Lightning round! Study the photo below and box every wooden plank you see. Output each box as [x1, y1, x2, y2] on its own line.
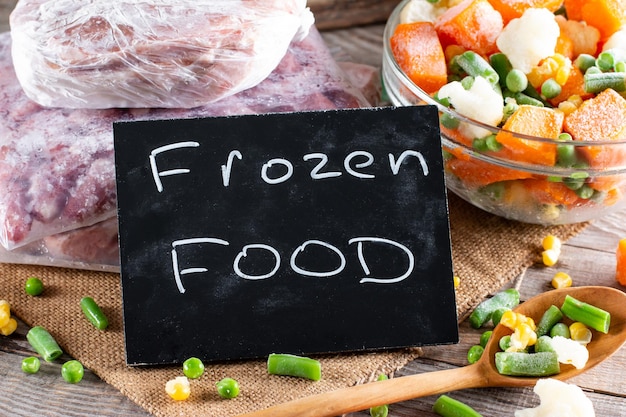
[308, 0, 398, 30]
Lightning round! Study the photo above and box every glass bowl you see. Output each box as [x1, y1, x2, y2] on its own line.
[381, 0, 626, 225]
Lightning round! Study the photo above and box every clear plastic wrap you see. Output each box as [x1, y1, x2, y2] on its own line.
[0, 27, 371, 251]
[9, 0, 314, 108]
[0, 217, 120, 272]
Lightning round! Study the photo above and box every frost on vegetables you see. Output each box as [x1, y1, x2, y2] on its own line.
[391, 0, 626, 222]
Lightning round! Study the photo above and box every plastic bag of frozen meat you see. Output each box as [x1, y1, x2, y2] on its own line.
[0, 218, 121, 272]
[9, 0, 314, 109]
[0, 27, 372, 253]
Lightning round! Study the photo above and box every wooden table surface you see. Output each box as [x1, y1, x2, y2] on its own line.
[2, 3, 626, 416]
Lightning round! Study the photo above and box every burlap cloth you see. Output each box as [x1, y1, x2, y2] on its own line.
[1, 193, 588, 416]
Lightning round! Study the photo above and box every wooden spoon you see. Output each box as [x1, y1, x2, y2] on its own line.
[238, 286, 626, 417]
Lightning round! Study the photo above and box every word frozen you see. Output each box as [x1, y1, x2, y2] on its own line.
[149, 142, 430, 192]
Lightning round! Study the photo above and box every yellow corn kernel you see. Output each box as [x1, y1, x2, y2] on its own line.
[542, 234, 562, 252]
[567, 95, 583, 107]
[507, 323, 538, 351]
[570, 322, 592, 345]
[558, 100, 578, 115]
[552, 271, 573, 289]
[453, 275, 460, 289]
[165, 376, 191, 401]
[0, 300, 10, 328]
[555, 65, 570, 85]
[542, 249, 560, 267]
[500, 310, 519, 330]
[0, 317, 17, 336]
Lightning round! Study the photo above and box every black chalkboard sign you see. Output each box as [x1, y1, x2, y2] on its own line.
[114, 106, 458, 366]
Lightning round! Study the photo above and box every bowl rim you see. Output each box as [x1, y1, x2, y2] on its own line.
[382, 0, 626, 148]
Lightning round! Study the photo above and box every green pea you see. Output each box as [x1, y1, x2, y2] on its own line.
[467, 345, 484, 364]
[370, 404, 389, 417]
[61, 360, 84, 384]
[216, 377, 240, 399]
[182, 357, 205, 379]
[541, 78, 561, 99]
[550, 322, 571, 338]
[505, 69, 528, 93]
[21, 356, 41, 374]
[440, 112, 460, 129]
[24, 277, 44, 296]
[499, 335, 512, 351]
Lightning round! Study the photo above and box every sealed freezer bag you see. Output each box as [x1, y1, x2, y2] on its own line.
[9, 0, 314, 108]
[0, 217, 121, 272]
[0, 28, 370, 250]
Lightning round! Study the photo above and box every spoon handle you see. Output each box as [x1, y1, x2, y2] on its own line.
[238, 363, 486, 417]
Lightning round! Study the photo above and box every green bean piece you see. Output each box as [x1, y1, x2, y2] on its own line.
[479, 182, 506, 200]
[461, 76, 475, 90]
[560, 295, 611, 333]
[479, 330, 492, 348]
[433, 394, 483, 417]
[549, 322, 571, 338]
[575, 184, 595, 199]
[489, 52, 513, 88]
[433, 92, 451, 107]
[505, 69, 528, 93]
[495, 351, 560, 376]
[216, 377, 240, 399]
[468, 288, 520, 329]
[467, 345, 484, 364]
[584, 72, 626, 93]
[541, 78, 562, 99]
[24, 277, 44, 296]
[585, 65, 602, 75]
[456, 51, 499, 86]
[80, 296, 109, 330]
[596, 50, 618, 72]
[505, 91, 545, 107]
[21, 356, 41, 374]
[574, 54, 597, 72]
[61, 360, 84, 384]
[182, 357, 205, 379]
[267, 353, 322, 381]
[26, 326, 63, 362]
[535, 305, 564, 337]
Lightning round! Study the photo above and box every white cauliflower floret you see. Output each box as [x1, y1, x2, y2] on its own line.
[515, 378, 595, 417]
[437, 76, 503, 139]
[550, 335, 589, 369]
[603, 27, 626, 54]
[496, 8, 560, 73]
[400, 0, 447, 24]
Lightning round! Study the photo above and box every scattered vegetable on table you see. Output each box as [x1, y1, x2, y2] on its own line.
[267, 353, 322, 381]
[182, 357, 205, 379]
[165, 376, 191, 401]
[79, 296, 109, 330]
[26, 325, 63, 362]
[24, 277, 44, 296]
[61, 359, 85, 384]
[216, 377, 240, 399]
[0, 299, 17, 336]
